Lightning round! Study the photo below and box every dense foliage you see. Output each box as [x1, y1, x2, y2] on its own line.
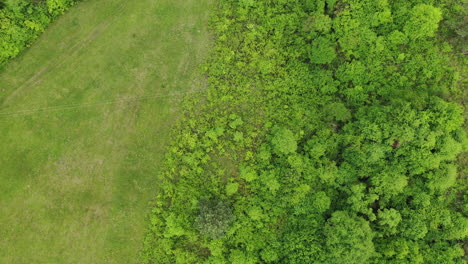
[141, 0, 467, 263]
[0, 0, 78, 66]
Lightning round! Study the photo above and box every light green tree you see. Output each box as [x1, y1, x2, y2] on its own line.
[404, 4, 442, 40]
[324, 211, 375, 264]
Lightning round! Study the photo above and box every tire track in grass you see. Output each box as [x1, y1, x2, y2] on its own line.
[0, 88, 204, 118]
[2, 23, 105, 105]
[28, 21, 113, 88]
[1, 1, 129, 107]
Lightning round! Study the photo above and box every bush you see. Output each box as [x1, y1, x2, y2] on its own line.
[0, 0, 79, 67]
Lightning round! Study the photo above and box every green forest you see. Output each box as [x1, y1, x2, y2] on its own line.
[141, 0, 467, 263]
[1, 0, 467, 263]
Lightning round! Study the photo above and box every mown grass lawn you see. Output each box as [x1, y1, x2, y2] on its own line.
[0, 0, 213, 262]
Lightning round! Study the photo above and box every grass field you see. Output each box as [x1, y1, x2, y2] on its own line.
[0, 0, 213, 262]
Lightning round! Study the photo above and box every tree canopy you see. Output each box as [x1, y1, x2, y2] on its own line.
[138, 0, 467, 263]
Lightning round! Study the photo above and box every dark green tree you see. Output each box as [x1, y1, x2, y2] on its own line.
[195, 199, 235, 239]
